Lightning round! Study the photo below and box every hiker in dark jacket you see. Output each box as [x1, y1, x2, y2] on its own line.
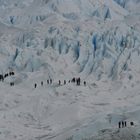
[130, 122, 134, 126]
[124, 121, 127, 127]
[59, 80, 61, 85]
[84, 81, 86, 86]
[119, 121, 121, 128]
[0, 75, 4, 82]
[41, 81, 43, 86]
[50, 79, 52, 84]
[34, 83, 37, 88]
[122, 121, 124, 128]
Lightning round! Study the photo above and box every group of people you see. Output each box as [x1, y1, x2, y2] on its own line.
[58, 80, 66, 85]
[58, 77, 86, 86]
[118, 121, 134, 128]
[34, 78, 53, 88]
[0, 71, 15, 86]
[34, 77, 87, 88]
[71, 77, 86, 86]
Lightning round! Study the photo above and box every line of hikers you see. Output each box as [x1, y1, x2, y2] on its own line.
[118, 121, 134, 128]
[62, 77, 86, 86]
[34, 77, 87, 88]
[0, 71, 15, 86]
[34, 78, 53, 88]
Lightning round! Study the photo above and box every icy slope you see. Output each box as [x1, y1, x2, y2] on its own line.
[0, 72, 140, 140]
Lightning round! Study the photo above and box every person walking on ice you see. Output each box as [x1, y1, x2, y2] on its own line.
[124, 121, 127, 127]
[41, 81, 43, 86]
[34, 83, 37, 88]
[118, 121, 121, 128]
[84, 81, 86, 86]
[50, 79, 52, 84]
[122, 121, 124, 128]
[59, 80, 61, 85]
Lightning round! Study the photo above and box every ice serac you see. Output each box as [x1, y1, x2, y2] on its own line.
[113, 0, 140, 13]
[113, 0, 126, 8]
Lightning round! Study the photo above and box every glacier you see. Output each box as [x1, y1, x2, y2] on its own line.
[0, 0, 139, 140]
